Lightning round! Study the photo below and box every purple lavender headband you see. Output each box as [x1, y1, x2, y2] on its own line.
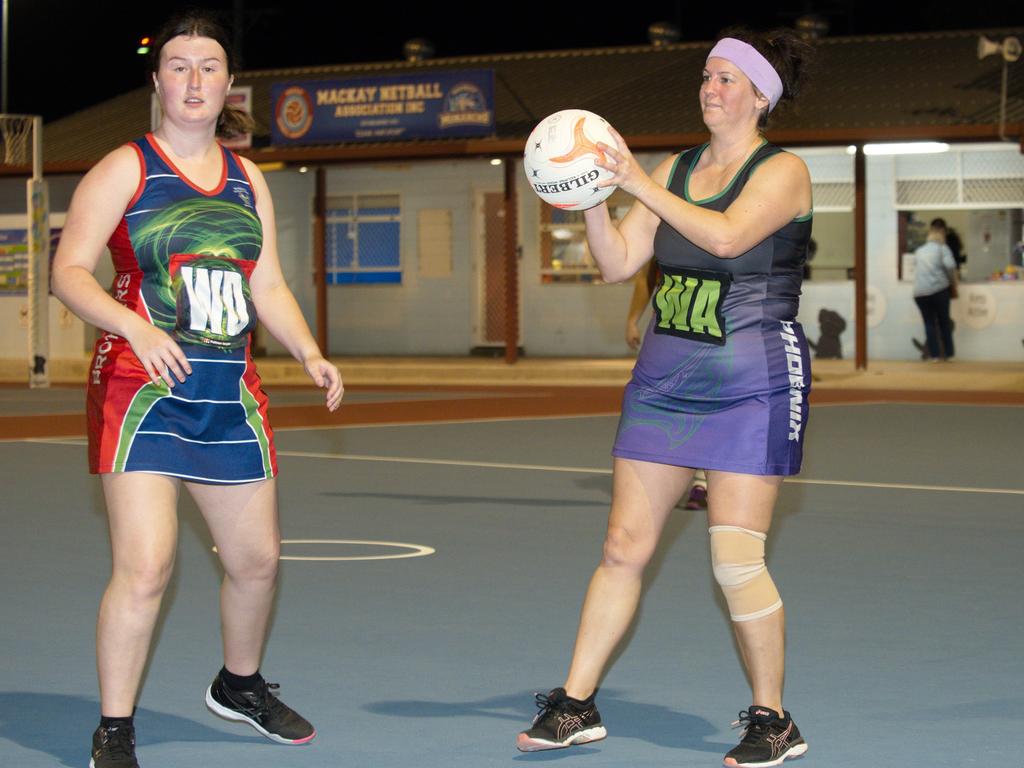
[707, 37, 783, 111]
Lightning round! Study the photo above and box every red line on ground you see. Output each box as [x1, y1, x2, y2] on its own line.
[1, 386, 1020, 440]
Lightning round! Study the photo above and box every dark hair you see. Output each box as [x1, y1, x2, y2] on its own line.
[930, 217, 948, 230]
[149, 10, 254, 139]
[714, 27, 814, 128]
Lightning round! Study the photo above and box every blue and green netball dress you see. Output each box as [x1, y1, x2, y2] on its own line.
[87, 134, 276, 483]
[613, 142, 812, 476]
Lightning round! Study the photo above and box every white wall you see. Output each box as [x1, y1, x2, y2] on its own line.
[322, 159, 497, 355]
[267, 147, 1024, 361]
[262, 169, 316, 356]
[2, 145, 1021, 362]
[518, 159, 635, 358]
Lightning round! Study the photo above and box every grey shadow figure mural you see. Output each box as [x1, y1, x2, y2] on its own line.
[807, 308, 846, 359]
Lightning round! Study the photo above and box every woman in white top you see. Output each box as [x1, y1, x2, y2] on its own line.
[912, 219, 958, 360]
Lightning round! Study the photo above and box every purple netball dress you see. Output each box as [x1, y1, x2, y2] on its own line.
[612, 142, 812, 476]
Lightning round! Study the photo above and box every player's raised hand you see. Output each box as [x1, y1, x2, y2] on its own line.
[596, 126, 654, 200]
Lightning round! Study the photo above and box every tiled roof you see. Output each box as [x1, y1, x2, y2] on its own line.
[35, 27, 1024, 169]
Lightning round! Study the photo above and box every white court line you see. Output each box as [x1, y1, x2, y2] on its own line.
[279, 449, 609, 474]
[264, 400, 1022, 434]
[274, 410, 620, 432]
[787, 478, 1024, 496]
[12, 438, 1024, 497]
[9, 437, 86, 445]
[3, 400, 1014, 444]
[277, 450, 1024, 497]
[810, 399, 1022, 409]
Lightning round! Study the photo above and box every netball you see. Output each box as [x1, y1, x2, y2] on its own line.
[523, 109, 618, 211]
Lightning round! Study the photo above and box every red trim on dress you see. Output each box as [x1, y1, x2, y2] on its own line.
[126, 142, 147, 210]
[244, 338, 278, 477]
[145, 132, 228, 196]
[87, 269, 148, 474]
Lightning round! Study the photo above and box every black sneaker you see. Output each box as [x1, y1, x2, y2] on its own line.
[516, 687, 607, 752]
[724, 706, 807, 767]
[205, 672, 316, 745]
[90, 723, 139, 768]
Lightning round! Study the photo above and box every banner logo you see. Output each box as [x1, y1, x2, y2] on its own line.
[438, 82, 492, 128]
[275, 86, 314, 140]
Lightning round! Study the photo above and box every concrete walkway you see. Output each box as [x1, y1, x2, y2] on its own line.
[2, 356, 1022, 393]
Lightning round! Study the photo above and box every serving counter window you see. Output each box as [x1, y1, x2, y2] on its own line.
[894, 144, 1024, 285]
[899, 208, 1024, 283]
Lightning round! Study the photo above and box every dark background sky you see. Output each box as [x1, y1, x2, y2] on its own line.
[4, 0, 1021, 122]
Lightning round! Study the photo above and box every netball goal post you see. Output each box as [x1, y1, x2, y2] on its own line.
[1, 114, 49, 387]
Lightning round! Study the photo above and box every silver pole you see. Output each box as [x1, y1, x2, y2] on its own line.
[1000, 60, 1008, 142]
[32, 115, 41, 179]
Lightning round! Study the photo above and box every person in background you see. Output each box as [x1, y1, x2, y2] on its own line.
[932, 218, 966, 274]
[912, 219, 957, 361]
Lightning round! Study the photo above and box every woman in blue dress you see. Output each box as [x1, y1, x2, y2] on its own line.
[52, 11, 342, 766]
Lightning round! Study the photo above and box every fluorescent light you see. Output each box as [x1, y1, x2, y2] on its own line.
[862, 142, 949, 156]
[551, 228, 574, 240]
[490, 158, 503, 166]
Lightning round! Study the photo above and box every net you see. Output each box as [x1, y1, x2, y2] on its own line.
[0, 115, 49, 387]
[0, 114, 35, 166]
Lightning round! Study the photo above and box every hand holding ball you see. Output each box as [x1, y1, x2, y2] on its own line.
[523, 110, 618, 211]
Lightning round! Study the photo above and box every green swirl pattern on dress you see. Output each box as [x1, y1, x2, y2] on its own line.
[621, 330, 735, 450]
[134, 198, 262, 330]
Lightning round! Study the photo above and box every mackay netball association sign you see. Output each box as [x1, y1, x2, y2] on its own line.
[271, 71, 494, 145]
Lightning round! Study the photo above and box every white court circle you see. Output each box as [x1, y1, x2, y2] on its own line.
[213, 539, 436, 562]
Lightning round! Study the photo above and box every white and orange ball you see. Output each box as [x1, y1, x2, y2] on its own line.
[523, 109, 618, 211]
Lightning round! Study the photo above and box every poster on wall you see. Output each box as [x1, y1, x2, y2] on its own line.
[270, 70, 494, 146]
[0, 225, 62, 296]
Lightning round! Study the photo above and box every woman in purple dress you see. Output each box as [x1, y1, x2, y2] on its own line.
[518, 28, 814, 768]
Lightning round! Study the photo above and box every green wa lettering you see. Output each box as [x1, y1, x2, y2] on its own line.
[656, 275, 698, 332]
[688, 280, 723, 338]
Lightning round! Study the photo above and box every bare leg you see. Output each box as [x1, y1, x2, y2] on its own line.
[97, 473, 180, 716]
[187, 478, 280, 674]
[563, 458, 693, 700]
[706, 470, 786, 713]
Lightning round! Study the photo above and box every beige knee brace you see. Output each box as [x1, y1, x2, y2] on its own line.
[709, 525, 783, 622]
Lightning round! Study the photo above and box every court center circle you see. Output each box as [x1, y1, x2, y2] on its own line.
[212, 539, 435, 561]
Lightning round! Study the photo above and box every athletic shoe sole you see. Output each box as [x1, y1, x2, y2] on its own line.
[724, 740, 808, 768]
[90, 752, 138, 767]
[516, 725, 607, 752]
[204, 685, 316, 745]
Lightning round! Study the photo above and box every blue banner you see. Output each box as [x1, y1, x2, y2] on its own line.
[271, 70, 495, 145]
